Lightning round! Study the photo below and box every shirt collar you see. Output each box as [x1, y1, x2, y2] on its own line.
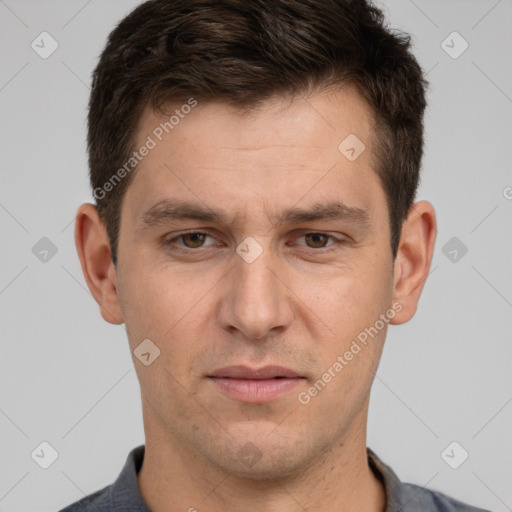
[109, 445, 150, 511]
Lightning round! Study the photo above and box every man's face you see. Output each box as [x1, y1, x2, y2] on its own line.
[115, 87, 397, 478]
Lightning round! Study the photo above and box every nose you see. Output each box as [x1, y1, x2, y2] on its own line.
[217, 243, 294, 340]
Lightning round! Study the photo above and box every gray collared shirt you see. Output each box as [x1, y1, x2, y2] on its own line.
[59, 445, 491, 511]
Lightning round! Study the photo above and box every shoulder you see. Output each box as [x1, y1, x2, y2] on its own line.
[58, 445, 148, 512]
[399, 482, 493, 512]
[58, 485, 111, 511]
[367, 447, 493, 512]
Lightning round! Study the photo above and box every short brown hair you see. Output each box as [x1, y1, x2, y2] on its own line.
[88, 0, 428, 265]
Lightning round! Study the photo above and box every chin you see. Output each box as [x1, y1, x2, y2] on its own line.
[218, 454, 306, 482]
[203, 431, 319, 482]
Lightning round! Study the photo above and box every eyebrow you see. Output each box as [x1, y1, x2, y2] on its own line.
[138, 199, 370, 230]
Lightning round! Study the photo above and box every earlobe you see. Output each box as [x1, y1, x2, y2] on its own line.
[74, 203, 124, 325]
[390, 200, 437, 325]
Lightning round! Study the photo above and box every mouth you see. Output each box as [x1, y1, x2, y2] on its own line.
[209, 365, 303, 380]
[208, 365, 306, 403]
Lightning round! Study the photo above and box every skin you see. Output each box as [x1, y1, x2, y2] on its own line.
[75, 86, 436, 512]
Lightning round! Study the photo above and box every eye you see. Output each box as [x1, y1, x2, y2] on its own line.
[165, 231, 218, 249]
[163, 231, 344, 254]
[293, 232, 341, 250]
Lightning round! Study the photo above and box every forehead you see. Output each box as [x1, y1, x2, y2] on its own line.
[135, 86, 374, 158]
[122, 87, 384, 227]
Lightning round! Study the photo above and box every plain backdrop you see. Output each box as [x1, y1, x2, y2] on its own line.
[0, 1, 511, 511]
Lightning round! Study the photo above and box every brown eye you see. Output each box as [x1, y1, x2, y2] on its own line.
[304, 233, 331, 248]
[181, 233, 208, 248]
[163, 231, 219, 253]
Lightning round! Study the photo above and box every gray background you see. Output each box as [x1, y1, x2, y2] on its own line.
[0, 0, 511, 510]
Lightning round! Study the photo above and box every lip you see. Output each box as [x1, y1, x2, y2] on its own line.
[210, 365, 302, 379]
[208, 365, 305, 403]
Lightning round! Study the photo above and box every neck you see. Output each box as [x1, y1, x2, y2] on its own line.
[137, 400, 386, 512]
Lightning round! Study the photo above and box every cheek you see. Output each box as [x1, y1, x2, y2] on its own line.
[119, 262, 203, 337]
[303, 263, 392, 337]
[297, 263, 392, 398]
[303, 276, 390, 409]
[119, 267, 214, 380]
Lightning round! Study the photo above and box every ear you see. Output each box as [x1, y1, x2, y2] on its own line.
[390, 200, 437, 325]
[74, 203, 124, 325]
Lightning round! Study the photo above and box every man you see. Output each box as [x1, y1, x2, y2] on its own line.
[61, 0, 490, 510]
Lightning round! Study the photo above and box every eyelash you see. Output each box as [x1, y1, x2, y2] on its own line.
[163, 231, 344, 254]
